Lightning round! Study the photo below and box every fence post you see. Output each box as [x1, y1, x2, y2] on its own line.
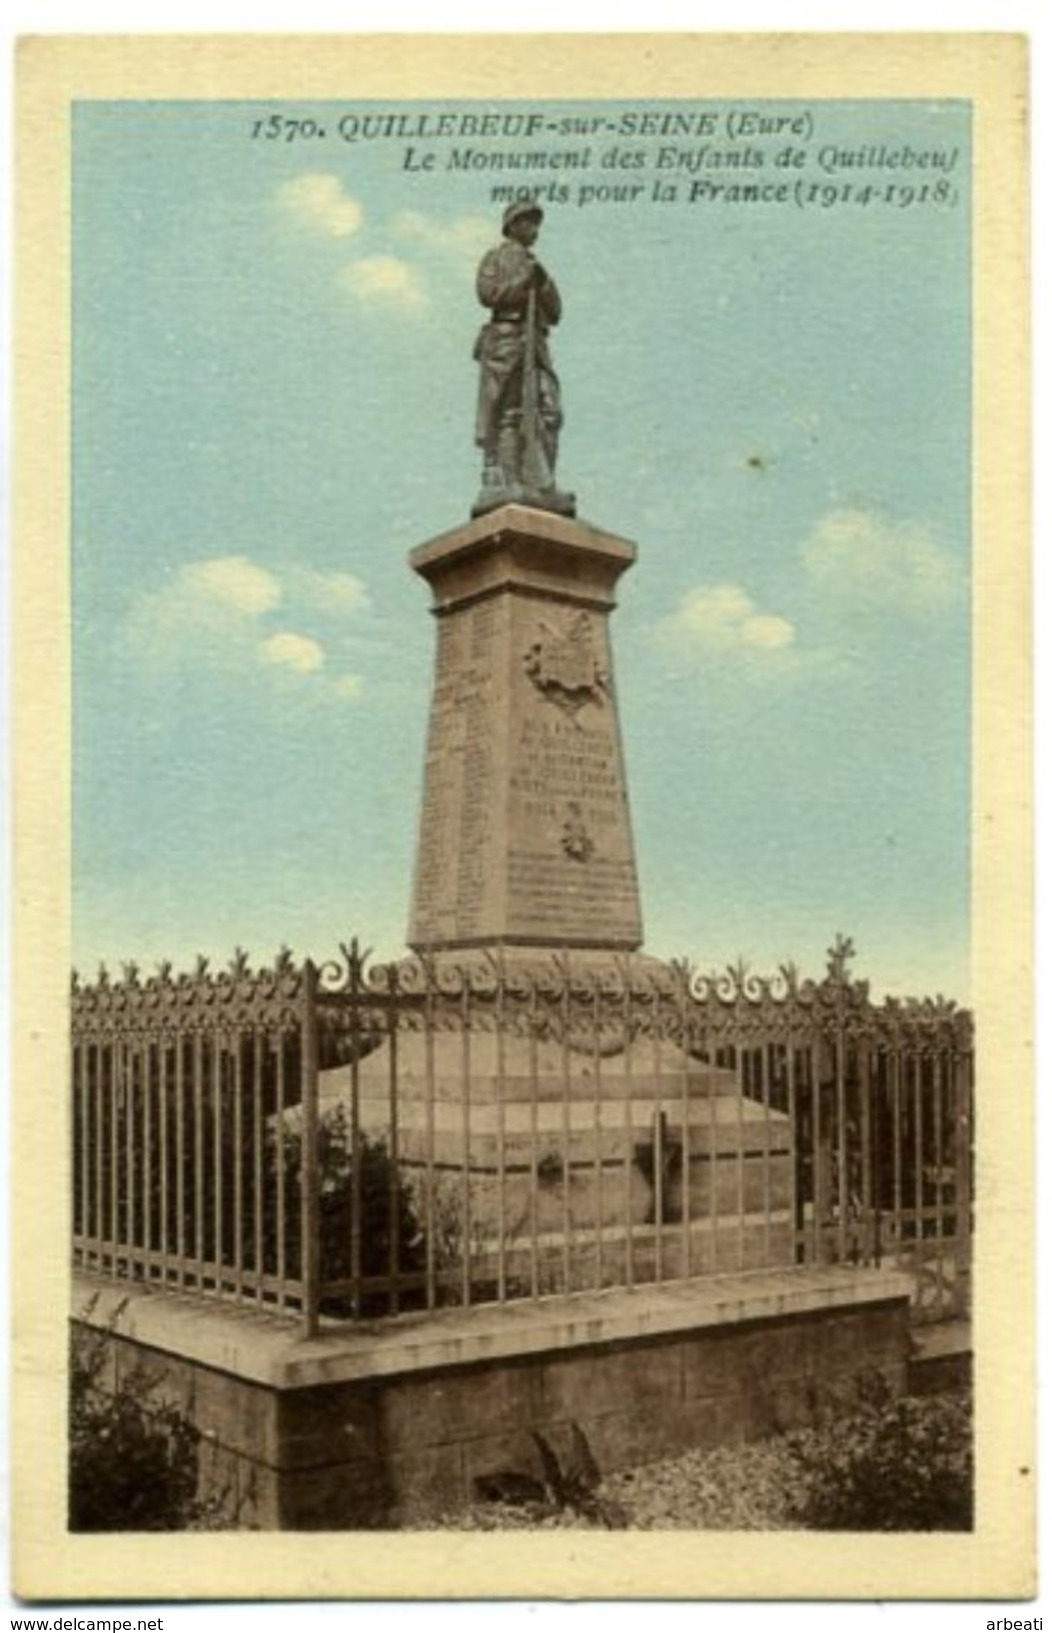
[300, 959, 321, 1338]
[953, 1043, 973, 1311]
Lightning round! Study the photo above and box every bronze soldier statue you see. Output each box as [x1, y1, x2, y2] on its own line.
[472, 201, 575, 517]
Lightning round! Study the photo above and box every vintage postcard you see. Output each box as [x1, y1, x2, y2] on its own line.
[12, 32, 1031, 1601]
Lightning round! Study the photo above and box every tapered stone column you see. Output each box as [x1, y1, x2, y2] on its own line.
[408, 503, 643, 953]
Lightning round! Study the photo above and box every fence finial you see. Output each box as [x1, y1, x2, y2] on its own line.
[825, 933, 856, 986]
[338, 938, 372, 988]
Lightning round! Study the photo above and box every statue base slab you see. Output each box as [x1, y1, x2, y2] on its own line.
[471, 484, 576, 520]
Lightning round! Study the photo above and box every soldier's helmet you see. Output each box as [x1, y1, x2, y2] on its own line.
[502, 200, 544, 236]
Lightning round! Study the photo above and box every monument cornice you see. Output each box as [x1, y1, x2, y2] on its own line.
[409, 504, 638, 616]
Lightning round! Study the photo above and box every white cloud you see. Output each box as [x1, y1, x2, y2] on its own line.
[277, 173, 364, 239]
[125, 554, 373, 692]
[802, 507, 961, 615]
[295, 568, 370, 615]
[741, 613, 796, 650]
[662, 583, 796, 653]
[339, 255, 427, 312]
[390, 210, 492, 262]
[260, 631, 325, 674]
[125, 554, 283, 672]
[179, 555, 282, 616]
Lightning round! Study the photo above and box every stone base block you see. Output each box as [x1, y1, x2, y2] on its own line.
[73, 1265, 914, 1531]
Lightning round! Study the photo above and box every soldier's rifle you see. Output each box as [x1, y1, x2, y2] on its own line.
[520, 280, 550, 492]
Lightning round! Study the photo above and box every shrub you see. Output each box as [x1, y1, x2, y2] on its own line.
[275, 1106, 427, 1315]
[69, 1311, 224, 1531]
[782, 1373, 973, 1531]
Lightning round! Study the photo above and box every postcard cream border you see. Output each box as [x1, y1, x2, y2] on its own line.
[13, 31, 1032, 1600]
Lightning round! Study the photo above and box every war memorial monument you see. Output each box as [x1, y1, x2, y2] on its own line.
[327, 198, 794, 1279]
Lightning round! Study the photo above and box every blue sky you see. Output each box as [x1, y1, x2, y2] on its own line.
[72, 98, 971, 997]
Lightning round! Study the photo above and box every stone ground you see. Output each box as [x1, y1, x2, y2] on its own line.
[433, 1384, 973, 1531]
[436, 1437, 804, 1530]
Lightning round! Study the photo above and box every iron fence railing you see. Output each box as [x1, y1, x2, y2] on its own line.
[71, 935, 973, 1337]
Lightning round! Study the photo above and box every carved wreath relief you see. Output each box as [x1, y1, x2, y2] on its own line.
[524, 611, 607, 718]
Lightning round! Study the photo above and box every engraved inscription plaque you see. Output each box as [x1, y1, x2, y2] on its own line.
[410, 595, 509, 944]
[505, 598, 640, 944]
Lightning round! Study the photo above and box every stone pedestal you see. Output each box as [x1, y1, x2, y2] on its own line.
[408, 504, 643, 951]
[391, 503, 793, 1291]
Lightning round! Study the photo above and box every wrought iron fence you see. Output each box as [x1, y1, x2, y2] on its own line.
[71, 936, 973, 1337]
